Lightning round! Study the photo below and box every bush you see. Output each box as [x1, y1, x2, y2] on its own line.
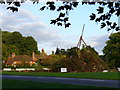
[108, 68, 118, 72]
[35, 68, 45, 72]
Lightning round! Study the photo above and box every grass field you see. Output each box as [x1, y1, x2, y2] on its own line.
[2, 79, 116, 89]
[2, 71, 120, 80]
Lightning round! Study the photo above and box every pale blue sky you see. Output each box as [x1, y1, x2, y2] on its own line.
[0, 1, 118, 55]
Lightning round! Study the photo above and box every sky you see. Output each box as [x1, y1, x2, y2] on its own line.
[0, 1, 118, 55]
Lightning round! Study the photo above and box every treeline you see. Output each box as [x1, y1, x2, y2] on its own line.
[2, 31, 40, 58]
[38, 46, 108, 72]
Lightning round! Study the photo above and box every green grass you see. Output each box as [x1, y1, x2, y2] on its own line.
[2, 79, 114, 88]
[2, 71, 120, 80]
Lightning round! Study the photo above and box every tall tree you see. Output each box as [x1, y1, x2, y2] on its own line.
[103, 32, 120, 68]
[11, 32, 23, 54]
[2, 44, 8, 58]
[2, 31, 12, 45]
[2, 31, 39, 57]
[7, 45, 19, 55]
[21, 36, 38, 55]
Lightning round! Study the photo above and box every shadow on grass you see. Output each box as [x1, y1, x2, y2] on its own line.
[2, 78, 119, 90]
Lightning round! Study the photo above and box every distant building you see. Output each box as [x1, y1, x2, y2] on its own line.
[5, 49, 47, 67]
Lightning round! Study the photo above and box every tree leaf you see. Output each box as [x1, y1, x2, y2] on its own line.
[115, 27, 120, 31]
[64, 17, 69, 22]
[82, 2, 88, 5]
[59, 13, 65, 17]
[7, 7, 18, 12]
[49, 5, 56, 11]
[64, 5, 72, 10]
[56, 18, 62, 21]
[40, 6, 46, 11]
[88, 2, 95, 5]
[106, 21, 112, 26]
[65, 23, 71, 28]
[115, 8, 120, 16]
[50, 20, 57, 25]
[105, 13, 111, 20]
[72, 2, 79, 7]
[57, 22, 62, 26]
[111, 22, 117, 29]
[57, 6, 64, 11]
[95, 18, 101, 22]
[90, 13, 96, 20]
[97, 7, 104, 14]
[109, 8, 115, 14]
[108, 2, 113, 9]
[13, 1, 20, 7]
[46, 2, 54, 5]
[115, 3, 119, 8]
[101, 22, 106, 29]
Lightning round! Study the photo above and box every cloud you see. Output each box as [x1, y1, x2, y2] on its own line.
[0, 5, 76, 54]
[86, 34, 109, 54]
[0, 4, 109, 55]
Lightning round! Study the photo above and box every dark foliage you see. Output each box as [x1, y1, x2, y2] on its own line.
[103, 32, 120, 68]
[2, 31, 39, 58]
[51, 46, 107, 72]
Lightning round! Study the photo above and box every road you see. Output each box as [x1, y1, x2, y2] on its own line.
[1, 75, 120, 88]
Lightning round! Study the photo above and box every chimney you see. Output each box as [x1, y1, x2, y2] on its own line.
[42, 49, 44, 53]
[12, 52, 15, 59]
[32, 51, 35, 59]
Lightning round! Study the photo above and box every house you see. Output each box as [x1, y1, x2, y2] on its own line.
[6, 53, 40, 67]
[5, 49, 48, 67]
[32, 49, 47, 61]
[6, 52, 35, 67]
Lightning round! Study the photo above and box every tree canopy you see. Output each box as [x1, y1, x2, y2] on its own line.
[103, 32, 120, 68]
[0, 0, 119, 31]
[49, 46, 107, 72]
[2, 31, 40, 58]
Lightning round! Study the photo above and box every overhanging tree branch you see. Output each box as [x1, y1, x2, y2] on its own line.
[0, 0, 119, 31]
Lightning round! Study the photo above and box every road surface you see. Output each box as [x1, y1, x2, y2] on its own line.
[1, 75, 120, 88]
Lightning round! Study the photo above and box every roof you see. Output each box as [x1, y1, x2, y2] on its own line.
[12, 55, 33, 61]
[6, 60, 13, 65]
[6, 55, 34, 65]
[34, 55, 41, 59]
